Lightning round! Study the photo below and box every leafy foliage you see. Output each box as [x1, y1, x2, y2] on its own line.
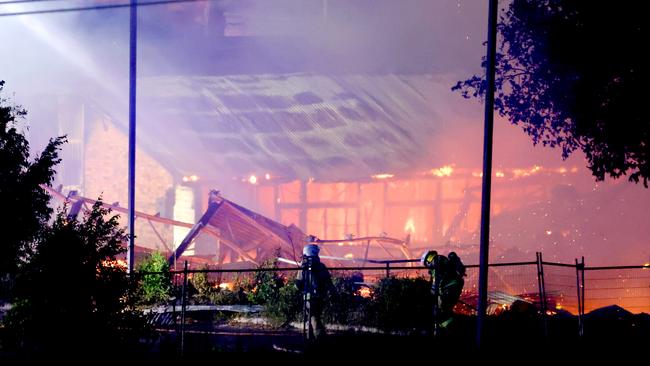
[453, 0, 649, 187]
[136, 252, 172, 305]
[251, 268, 434, 332]
[323, 274, 370, 326]
[209, 288, 249, 306]
[368, 276, 433, 332]
[191, 265, 214, 301]
[5, 200, 144, 354]
[247, 258, 285, 306]
[0, 80, 66, 277]
[261, 278, 302, 327]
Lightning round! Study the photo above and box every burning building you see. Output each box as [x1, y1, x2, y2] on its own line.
[2, 0, 648, 268]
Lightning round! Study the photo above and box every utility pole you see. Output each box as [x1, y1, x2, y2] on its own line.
[127, 0, 138, 273]
[477, 0, 499, 349]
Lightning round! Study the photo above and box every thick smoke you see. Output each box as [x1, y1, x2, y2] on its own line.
[0, 1, 647, 266]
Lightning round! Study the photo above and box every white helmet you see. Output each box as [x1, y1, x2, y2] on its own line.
[303, 244, 320, 257]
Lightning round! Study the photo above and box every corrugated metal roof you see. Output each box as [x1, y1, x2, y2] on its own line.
[208, 198, 302, 261]
[137, 73, 477, 181]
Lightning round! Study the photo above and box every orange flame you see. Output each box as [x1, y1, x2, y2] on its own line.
[372, 173, 394, 180]
[431, 165, 454, 177]
[404, 217, 416, 234]
[358, 287, 371, 298]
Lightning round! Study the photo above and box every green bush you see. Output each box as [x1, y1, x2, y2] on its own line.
[243, 258, 301, 326]
[247, 258, 285, 306]
[209, 288, 249, 305]
[5, 200, 149, 354]
[368, 276, 433, 332]
[191, 265, 215, 304]
[228, 260, 436, 333]
[323, 274, 371, 326]
[136, 252, 172, 305]
[253, 270, 372, 328]
[263, 278, 302, 327]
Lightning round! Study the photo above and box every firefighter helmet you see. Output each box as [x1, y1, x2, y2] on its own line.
[303, 244, 320, 257]
[420, 250, 438, 268]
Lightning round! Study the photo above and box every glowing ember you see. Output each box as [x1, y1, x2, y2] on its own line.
[495, 171, 505, 178]
[404, 217, 416, 234]
[513, 165, 542, 178]
[219, 282, 234, 290]
[546, 230, 552, 235]
[101, 259, 127, 268]
[358, 287, 371, 298]
[248, 175, 258, 184]
[372, 173, 394, 179]
[265, 173, 271, 180]
[182, 174, 199, 182]
[431, 165, 454, 177]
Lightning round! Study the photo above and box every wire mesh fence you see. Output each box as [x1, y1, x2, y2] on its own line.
[542, 263, 580, 315]
[584, 266, 650, 314]
[471, 263, 540, 312]
[120, 254, 650, 355]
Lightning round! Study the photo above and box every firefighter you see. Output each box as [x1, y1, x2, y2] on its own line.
[296, 243, 334, 342]
[421, 250, 466, 333]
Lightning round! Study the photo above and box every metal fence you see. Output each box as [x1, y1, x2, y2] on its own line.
[3, 253, 645, 354]
[584, 265, 650, 314]
[134, 252, 650, 354]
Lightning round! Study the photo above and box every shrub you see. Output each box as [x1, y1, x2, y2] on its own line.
[191, 265, 215, 304]
[368, 276, 433, 332]
[136, 252, 172, 305]
[264, 278, 302, 327]
[245, 258, 302, 326]
[5, 200, 148, 354]
[323, 274, 371, 326]
[247, 258, 285, 306]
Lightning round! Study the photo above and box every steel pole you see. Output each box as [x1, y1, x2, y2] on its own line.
[476, 0, 499, 349]
[127, 0, 138, 273]
[180, 260, 188, 356]
[575, 258, 584, 337]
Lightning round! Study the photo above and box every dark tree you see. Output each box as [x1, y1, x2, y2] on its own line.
[6, 200, 141, 354]
[453, 0, 649, 187]
[0, 80, 66, 277]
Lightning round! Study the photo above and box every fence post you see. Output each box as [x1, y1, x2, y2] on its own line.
[581, 256, 585, 336]
[575, 258, 584, 337]
[536, 252, 548, 337]
[172, 272, 177, 331]
[385, 262, 390, 278]
[302, 256, 313, 342]
[180, 260, 188, 357]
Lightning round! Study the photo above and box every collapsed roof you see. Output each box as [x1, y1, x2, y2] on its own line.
[170, 190, 413, 266]
[171, 191, 305, 265]
[136, 73, 478, 182]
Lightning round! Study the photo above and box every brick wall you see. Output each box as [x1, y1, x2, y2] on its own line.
[84, 116, 175, 255]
